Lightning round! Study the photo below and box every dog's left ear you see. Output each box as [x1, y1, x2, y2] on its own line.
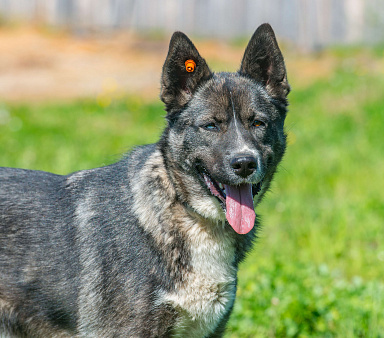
[240, 23, 290, 104]
[161, 32, 212, 117]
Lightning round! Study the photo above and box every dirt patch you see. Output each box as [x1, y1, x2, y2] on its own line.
[0, 26, 167, 101]
[0, 26, 340, 103]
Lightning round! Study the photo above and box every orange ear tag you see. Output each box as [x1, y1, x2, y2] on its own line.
[185, 59, 196, 72]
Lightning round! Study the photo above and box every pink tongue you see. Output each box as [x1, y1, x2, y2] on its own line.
[225, 184, 255, 234]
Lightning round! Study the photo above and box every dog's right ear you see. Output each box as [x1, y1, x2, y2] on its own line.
[160, 32, 212, 118]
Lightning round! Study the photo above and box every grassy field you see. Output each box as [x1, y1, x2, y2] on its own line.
[1, 49, 383, 337]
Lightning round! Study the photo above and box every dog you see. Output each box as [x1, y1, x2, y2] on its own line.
[0, 23, 290, 337]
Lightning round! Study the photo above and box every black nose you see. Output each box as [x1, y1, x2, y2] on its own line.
[230, 156, 257, 178]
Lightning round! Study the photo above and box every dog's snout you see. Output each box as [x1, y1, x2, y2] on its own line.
[230, 156, 257, 178]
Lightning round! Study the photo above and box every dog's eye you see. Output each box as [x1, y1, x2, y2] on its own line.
[252, 120, 265, 128]
[203, 123, 219, 131]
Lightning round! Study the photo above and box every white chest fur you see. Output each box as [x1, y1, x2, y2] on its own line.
[161, 220, 237, 337]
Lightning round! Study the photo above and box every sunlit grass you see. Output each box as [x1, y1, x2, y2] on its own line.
[0, 97, 165, 174]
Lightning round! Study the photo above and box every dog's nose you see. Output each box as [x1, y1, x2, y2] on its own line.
[230, 156, 257, 178]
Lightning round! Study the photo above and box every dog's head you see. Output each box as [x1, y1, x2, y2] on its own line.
[160, 24, 290, 235]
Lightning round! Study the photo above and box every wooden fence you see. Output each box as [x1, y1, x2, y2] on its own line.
[1, 0, 383, 50]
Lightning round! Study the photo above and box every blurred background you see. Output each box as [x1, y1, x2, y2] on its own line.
[0, 1, 383, 337]
[1, 0, 384, 48]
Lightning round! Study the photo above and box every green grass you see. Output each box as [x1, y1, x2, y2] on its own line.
[0, 97, 166, 174]
[1, 52, 384, 337]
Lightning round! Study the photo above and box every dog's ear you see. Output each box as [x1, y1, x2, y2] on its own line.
[239, 23, 290, 104]
[160, 32, 212, 117]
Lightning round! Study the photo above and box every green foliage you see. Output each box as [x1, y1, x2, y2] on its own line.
[1, 52, 383, 336]
[0, 97, 165, 174]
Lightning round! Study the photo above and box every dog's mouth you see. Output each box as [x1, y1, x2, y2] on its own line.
[197, 166, 262, 235]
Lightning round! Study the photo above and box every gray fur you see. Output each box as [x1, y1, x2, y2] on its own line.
[0, 23, 289, 337]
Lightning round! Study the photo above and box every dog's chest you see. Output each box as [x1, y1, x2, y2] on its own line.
[161, 222, 237, 337]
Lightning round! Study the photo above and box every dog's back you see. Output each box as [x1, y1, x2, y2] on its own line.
[0, 167, 79, 335]
[0, 145, 185, 336]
